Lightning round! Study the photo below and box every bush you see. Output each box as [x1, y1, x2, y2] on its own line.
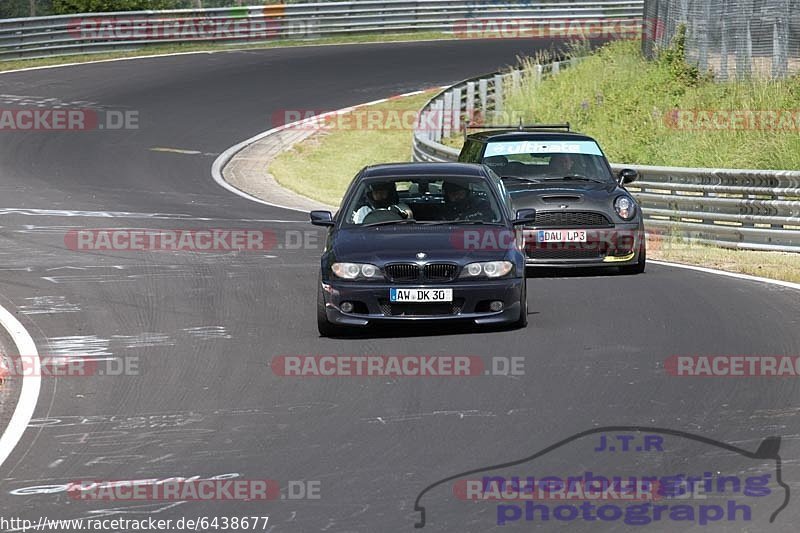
[52, 0, 192, 14]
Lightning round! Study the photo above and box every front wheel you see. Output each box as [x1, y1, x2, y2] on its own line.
[620, 242, 646, 275]
[513, 277, 528, 328]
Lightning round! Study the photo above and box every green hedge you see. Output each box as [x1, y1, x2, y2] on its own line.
[0, 1, 294, 17]
[52, 0, 192, 14]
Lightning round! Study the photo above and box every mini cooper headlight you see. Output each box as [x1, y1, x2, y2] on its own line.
[614, 196, 636, 220]
[331, 262, 382, 280]
[462, 261, 513, 279]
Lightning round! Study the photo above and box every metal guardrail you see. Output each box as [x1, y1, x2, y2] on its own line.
[411, 62, 800, 252]
[0, 1, 644, 60]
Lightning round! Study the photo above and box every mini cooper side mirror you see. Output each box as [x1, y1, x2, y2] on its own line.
[618, 168, 638, 184]
[513, 208, 537, 225]
[310, 210, 334, 226]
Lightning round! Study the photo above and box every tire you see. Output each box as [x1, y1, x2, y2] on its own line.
[620, 241, 646, 275]
[513, 277, 528, 328]
[317, 282, 342, 337]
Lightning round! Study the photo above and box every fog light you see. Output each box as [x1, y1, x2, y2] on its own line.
[489, 301, 504, 312]
[340, 302, 354, 313]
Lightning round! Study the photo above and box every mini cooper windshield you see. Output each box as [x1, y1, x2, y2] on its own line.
[482, 140, 614, 182]
[342, 176, 504, 226]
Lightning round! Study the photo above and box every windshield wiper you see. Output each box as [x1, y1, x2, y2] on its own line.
[501, 176, 542, 183]
[362, 219, 418, 227]
[543, 175, 609, 184]
[424, 220, 504, 226]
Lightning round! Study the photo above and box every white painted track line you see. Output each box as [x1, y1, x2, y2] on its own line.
[0, 304, 39, 469]
[650, 260, 800, 291]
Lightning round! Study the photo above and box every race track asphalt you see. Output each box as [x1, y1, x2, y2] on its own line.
[0, 39, 798, 532]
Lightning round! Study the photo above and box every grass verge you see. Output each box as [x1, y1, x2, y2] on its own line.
[268, 88, 798, 283]
[501, 38, 800, 170]
[648, 238, 799, 283]
[0, 32, 454, 73]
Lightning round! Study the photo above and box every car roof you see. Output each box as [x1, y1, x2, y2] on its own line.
[466, 130, 597, 143]
[361, 162, 488, 178]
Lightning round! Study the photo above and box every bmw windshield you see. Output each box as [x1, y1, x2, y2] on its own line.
[341, 176, 504, 226]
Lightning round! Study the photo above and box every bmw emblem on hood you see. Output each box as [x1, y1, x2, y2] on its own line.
[416, 252, 427, 259]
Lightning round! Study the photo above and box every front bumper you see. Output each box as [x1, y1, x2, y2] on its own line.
[320, 278, 524, 327]
[522, 223, 643, 268]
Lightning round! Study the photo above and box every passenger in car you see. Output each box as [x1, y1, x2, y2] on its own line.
[440, 181, 495, 222]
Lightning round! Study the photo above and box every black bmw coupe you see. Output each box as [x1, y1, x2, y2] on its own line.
[310, 162, 534, 336]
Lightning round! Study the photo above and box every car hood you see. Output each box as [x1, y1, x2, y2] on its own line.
[331, 225, 516, 264]
[505, 180, 625, 210]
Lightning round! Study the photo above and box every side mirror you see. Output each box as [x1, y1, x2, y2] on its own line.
[512, 208, 537, 225]
[310, 210, 334, 227]
[618, 168, 638, 184]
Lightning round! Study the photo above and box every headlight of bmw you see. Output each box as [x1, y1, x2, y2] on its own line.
[331, 262, 383, 280]
[614, 196, 636, 220]
[461, 261, 514, 279]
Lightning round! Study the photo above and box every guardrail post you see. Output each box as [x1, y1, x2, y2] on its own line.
[465, 81, 476, 125]
[535, 64, 544, 83]
[493, 74, 503, 121]
[478, 78, 488, 117]
[451, 87, 462, 133]
[551, 61, 560, 76]
[433, 99, 444, 142]
[511, 70, 521, 90]
[421, 110, 431, 142]
[442, 91, 453, 139]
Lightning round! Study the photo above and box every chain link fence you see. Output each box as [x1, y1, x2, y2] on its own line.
[643, 0, 800, 79]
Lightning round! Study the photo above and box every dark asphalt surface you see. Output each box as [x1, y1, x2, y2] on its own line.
[0, 39, 798, 532]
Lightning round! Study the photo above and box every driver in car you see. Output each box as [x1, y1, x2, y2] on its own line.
[352, 182, 411, 224]
[440, 181, 495, 222]
[548, 153, 576, 175]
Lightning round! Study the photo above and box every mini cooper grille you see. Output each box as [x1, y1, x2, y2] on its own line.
[424, 263, 458, 281]
[385, 263, 420, 282]
[534, 211, 611, 227]
[378, 298, 465, 317]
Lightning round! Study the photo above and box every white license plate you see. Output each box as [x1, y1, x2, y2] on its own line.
[537, 229, 587, 242]
[390, 288, 453, 302]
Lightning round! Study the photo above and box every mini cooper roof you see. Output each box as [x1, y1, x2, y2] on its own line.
[465, 129, 598, 144]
